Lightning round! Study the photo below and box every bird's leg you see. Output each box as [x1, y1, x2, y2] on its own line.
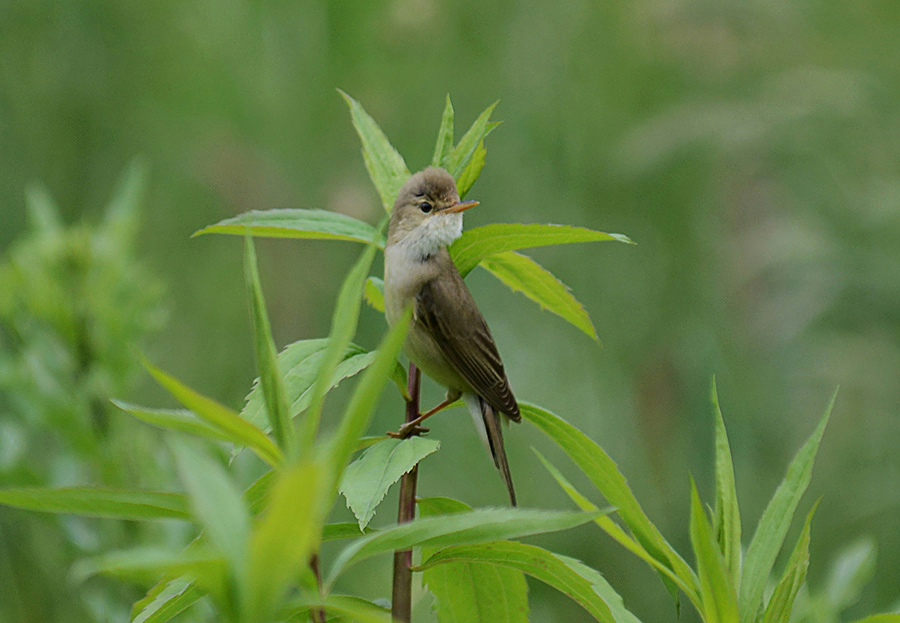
[388, 389, 461, 439]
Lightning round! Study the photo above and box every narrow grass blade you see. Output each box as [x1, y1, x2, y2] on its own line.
[711, 379, 741, 586]
[763, 503, 817, 623]
[418, 497, 529, 623]
[244, 235, 293, 455]
[339, 90, 411, 212]
[193, 208, 384, 246]
[521, 402, 697, 606]
[131, 578, 202, 623]
[112, 400, 233, 444]
[534, 449, 702, 612]
[172, 439, 250, 575]
[445, 101, 499, 180]
[451, 223, 634, 277]
[690, 480, 739, 623]
[244, 460, 329, 623]
[299, 242, 378, 452]
[0, 487, 189, 521]
[327, 507, 604, 585]
[738, 389, 836, 623]
[432, 94, 455, 168]
[339, 437, 441, 530]
[143, 358, 282, 467]
[480, 250, 597, 340]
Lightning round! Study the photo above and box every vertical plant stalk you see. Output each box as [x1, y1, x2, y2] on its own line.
[392, 363, 421, 622]
[310, 554, 326, 623]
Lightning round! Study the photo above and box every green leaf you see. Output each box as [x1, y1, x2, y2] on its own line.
[326, 306, 413, 486]
[445, 101, 499, 180]
[690, 480, 739, 623]
[323, 522, 375, 541]
[0, 487, 189, 521]
[339, 437, 441, 530]
[244, 460, 329, 623]
[763, 503, 817, 623]
[432, 95, 455, 168]
[105, 158, 148, 236]
[300, 241, 379, 452]
[112, 400, 234, 444]
[738, 390, 836, 623]
[25, 182, 63, 233]
[327, 507, 604, 585]
[279, 594, 393, 623]
[451, 223, 634, 278]
[131, 578, 203, 623]
[143, 358, 283, 467]
[711, 379, 741, 586]
[172, 439, 250, 575]
[193, 208, 384, 246]
[456, 140, 487, 199]
[849, 617, 900, 623]
[418, 497, 529, 623]
[418, 541, 644, 623]
[339, 90, 411, 212]
[824, 538, 877, 612]
[72, 547, 227, 591]
[534, 450, 702, 611]
[480, 250, 597, 340]
[520, 402, 698, 607]
[244, 235, 293, 455]
[364, 275, 385, 312]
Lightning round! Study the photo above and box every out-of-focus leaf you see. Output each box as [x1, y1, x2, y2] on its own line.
[131, 578, 202, 623]
[432, 95, 455, 168]
[323, 522, 374, 541]
[364, 275, 385, 312]
[105, 158, 147, 240]
[445, 102, 499, 180]
[327, 507, 604, 585]
[849, 617, 900, 623]
[193, 208, 384, 246]
[339, 90, 411, 212]
[418, 541, 645, 623]
[456, 140, 487, 199]
[172, 440, 250, 575]
[689, 481, 739, 623]
[339, 437, 441, 530]
[763, 503, 817, 623]
[300, 242, 379, 452]
[739, 390, 836, 623]
[520, 402, 697, 607]
[0, 487, 189, 521]
[71, 547, 226, 589]
[711, 379, 741, 586]
[244, 460, 329, 623]
[480, 250, 597, 340]
[244, 235, 293, 454]
[143, 358, 282, 467]
[25, 182, 63, 232]
[824, 538, 877, 612]
[418, 497, 529, 623]
[451, 223, 634, 277]
[279, 594, 393, 623]
[112, 400, 233, 444]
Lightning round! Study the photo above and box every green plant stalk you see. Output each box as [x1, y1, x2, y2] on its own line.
[392, 363, 421, 623]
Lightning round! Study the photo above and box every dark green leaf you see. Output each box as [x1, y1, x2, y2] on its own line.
[451, 223, 634, 277]
[689, 481, 739, 623]
[193, 208, 384, 246]
[0, 487, 189, 521]
[339, 437, 441, 530]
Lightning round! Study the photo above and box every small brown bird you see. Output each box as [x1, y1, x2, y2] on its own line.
[383, 167, 520, 506]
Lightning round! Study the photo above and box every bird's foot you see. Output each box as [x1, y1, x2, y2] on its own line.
[387, 422, 430, 439]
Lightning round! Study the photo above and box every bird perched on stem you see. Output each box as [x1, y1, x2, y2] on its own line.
[383, 167, 520, 506]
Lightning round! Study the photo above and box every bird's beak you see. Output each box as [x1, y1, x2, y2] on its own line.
[443, 200, 479, 214]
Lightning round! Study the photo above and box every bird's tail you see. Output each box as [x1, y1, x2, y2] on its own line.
[464, 393, 517, 506]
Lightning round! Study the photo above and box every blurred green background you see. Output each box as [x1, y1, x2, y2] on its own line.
[2, 1, 899, 621]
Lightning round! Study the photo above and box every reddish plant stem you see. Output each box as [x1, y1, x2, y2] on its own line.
[391, 363, 421, 623]
[309, 554, 326, 623]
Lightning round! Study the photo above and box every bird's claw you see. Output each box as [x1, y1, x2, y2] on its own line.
[387, 423, 430, 439]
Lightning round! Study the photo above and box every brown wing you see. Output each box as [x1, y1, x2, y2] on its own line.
[415, 270, 520, 420]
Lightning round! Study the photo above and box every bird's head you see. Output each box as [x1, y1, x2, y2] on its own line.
[387, 167, 478, 257]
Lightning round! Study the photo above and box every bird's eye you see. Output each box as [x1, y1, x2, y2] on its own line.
[419, 201, 433, 213]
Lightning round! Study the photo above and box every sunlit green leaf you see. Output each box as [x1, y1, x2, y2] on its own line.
[0, 487, 189, 521]
[72, 547, 226, 592]
[711, 378, 741, 586]
[279, 594, 393, 623]
[739, 390, 836, 623]
[690, 480, 739, 623]
[339, 90, 411, 212]
[445, 102, 499, 180]
[432, 95, 455, 168]
[113, 400, 234, 444]
[480, 250, 597, 340]
[193, 208, 384, 246]
[364, 275, 385, 312]
[131, 578, 202, 623]
[456, 140, 487, 199]
[451, 223, 634, 277]
[340, 437, 441, 531]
